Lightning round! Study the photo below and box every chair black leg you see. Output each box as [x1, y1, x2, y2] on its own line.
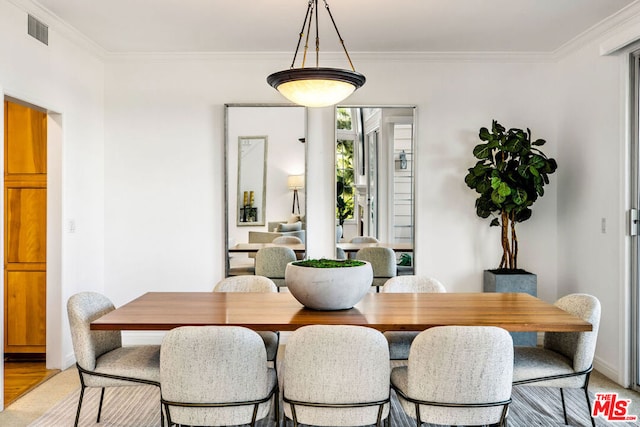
[96, 387, 106, 422]
[560, 388, 568, 425]
[274, 387, 280, 425]
[584, 387, 596, 427]
[73, 385, 86, 427]
[580, 372, 596, 427]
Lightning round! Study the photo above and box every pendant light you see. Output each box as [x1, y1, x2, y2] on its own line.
[267, 0, 366, 108]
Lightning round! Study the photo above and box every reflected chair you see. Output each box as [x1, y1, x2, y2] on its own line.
[213, 275, 280, 373]
[348, 236, 379, 259]
[391, 326, 513, 427]
[255, 246, 297, 289]
[160, 326, 278, 427]
[355, 247, 397, 291]
[67, 292, 161, 427]
[283, 325, 390, 427]
[381, 276, 447, 360]
[350, 236, 379, 243]
[512, 293, 601, 427]
[272, 235, 303, 244]
[272, 235, 305, 259]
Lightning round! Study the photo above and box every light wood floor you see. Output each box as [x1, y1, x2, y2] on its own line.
[4, 360, 59, 406]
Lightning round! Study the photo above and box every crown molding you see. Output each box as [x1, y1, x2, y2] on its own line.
[104, 51, 293, 63]
[350, 51, 555, 63]
[7, 0, 107, 59]
[9, 0, 640, 65]
[103, 50, 555, 64]
[553, 0, 640, 59]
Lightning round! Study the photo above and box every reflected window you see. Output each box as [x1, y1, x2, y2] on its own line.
[336, 139, 355, 225]
[337, 108, 357, 226]
[336, 106, 414, 247]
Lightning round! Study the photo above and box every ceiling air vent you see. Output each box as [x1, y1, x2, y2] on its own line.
[28, 15, 48, 45]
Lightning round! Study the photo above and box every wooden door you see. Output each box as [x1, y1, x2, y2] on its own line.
[4, 100, 47, 354]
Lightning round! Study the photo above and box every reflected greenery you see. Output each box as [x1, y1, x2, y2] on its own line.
[336, 139, 354, 225]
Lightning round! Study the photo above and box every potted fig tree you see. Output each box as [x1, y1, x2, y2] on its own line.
[464, 120, 557, 344]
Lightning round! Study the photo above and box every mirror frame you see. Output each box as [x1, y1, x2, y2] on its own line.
[224, 103, 307, 277]
[335, 105, 416, 262]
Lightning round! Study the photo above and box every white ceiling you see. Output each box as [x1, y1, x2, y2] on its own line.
[31, 0, 637, 54]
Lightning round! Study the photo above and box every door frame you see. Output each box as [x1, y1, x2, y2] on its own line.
[629, 49, 640, 393]
[0, 90, 64, 411]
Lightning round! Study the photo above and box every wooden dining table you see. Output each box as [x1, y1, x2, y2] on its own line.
[90, 292, 591, 333]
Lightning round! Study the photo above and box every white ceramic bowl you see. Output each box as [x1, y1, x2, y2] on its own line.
[284, 260, 373, 310]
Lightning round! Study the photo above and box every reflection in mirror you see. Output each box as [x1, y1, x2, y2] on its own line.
[226, 105, 306, 277]
[336, 106, 415, 273]
[237, 136, 267, 225]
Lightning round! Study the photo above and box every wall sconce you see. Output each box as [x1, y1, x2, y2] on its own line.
[399, 150, 408, 170]
[288, 174, 305, 215]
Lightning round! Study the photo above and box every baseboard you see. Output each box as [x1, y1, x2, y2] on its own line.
[63, 352, 76, 370]
[593, 355, 626, 387]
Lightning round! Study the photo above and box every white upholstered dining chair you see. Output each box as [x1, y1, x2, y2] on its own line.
[391, 325, 513, 427]
[283, 325, 391, 427]
[67, 292, 161, 427]
[213, 275, 280, 373]
[381, 275, 447, 360]
[512, 293, 601, 427]
[160, 326, 278, 427]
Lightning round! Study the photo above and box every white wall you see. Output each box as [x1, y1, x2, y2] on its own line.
[2, 0, 639, 392]
[555, 22, 640, 384]
[347, 58, 559, 298]
[102, 55, 560, 317]
[0, 0, 106, 395]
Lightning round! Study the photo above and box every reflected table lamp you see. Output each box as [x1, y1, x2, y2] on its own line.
[288, 174, 304, 215]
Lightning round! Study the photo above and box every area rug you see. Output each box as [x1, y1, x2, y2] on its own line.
[28, 384, 640, 427]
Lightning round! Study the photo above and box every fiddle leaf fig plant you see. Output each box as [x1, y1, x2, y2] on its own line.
[464, 120, 557, 270]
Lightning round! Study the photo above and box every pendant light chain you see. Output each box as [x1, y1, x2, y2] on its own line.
[322, 0, 356, 71]
[289, 0, 355, 71]
[290, 0, 315, 69]
[303, 1, 314, 68]
[315, 0, 320, 68]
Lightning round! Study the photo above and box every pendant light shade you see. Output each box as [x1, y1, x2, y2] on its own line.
[267, 0, 365, 108]
[268, 68, 365, 108]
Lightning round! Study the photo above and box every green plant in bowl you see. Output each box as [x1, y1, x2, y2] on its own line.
[292, 258, 365, 268]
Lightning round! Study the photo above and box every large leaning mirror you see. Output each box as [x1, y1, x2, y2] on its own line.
[336, 106, 415, 273]
[225, 104, 306, 277]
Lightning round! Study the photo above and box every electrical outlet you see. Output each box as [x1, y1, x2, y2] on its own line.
[601, 218, 606, 234]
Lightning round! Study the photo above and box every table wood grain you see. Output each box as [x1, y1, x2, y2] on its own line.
[90, 292, 591, 333]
